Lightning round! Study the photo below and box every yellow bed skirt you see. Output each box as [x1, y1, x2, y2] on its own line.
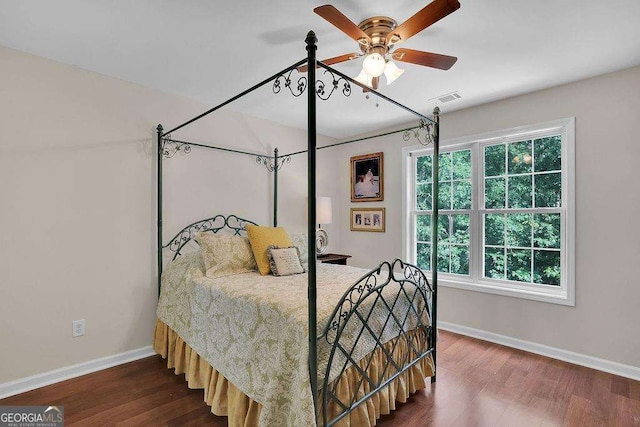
[153, 319, 434, 426]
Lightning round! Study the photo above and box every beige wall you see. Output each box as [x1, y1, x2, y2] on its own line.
[0, 45, 338, 383]
[2, 41, 637, 385]
[337, 65, 640, 368]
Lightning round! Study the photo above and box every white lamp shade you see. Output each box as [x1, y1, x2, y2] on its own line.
[306, 196, 333, 225]
[362, 52, 386, 77]
[354, 69, 373, 87]
[384, 60, 404, 85]
[316, 197, 332, 225]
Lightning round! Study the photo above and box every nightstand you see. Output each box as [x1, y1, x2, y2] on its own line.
[318, 253, 352, 265]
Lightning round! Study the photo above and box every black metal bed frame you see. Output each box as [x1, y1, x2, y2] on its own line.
[156, 31, 440, 426]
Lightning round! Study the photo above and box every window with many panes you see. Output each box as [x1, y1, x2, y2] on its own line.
[404, 118, 574, 305]
[415, 150, 472, 276]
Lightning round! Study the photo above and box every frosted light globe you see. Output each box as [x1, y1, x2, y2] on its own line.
[383, 60, 404, 85]
[362, 53, 385, 77]
[354, 69, 373, 87]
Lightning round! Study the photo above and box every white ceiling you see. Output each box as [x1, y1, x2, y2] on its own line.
[1, 0, 640, 139]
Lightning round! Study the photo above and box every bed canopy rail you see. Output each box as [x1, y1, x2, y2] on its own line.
[162, 120, 434, 159]
[282, 121, 436, 158]
[313, 62, 433, 122]
[156, 53, 436, 160]
[156, 30, 440, 426]
[160, 59, 307, 138]
[160, 137, 275, 160]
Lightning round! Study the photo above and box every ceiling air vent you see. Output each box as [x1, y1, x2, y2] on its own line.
[430, 91, 462, 104]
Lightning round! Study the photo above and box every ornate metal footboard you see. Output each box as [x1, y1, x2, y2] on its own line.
[318, 259, 435, 426]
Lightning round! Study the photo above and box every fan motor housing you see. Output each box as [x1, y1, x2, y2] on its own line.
[357, 16, 397, 53]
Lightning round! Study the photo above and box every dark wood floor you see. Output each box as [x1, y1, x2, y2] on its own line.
[2, 330, 639, 426]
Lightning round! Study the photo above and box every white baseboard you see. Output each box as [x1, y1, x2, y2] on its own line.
[3, 325, 638, 399]
[438, 321, 640, 382]
[0, 346, 155, 400]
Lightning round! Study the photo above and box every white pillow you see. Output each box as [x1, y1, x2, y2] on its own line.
[267, 246, 305, 276]
[289, 233, 309, 264]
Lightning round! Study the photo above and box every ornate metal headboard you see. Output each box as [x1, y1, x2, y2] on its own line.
[163, 214, 257, 261]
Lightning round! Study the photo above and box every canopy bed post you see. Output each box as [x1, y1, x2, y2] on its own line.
[306, 30, 319, 416]
[430, 106, 440, 383]
[273, 148, 278, 227]
[156, 124, 164, 298]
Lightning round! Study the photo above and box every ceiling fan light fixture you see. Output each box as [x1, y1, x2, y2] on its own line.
[383, 60, 404, 85]
[355, 68, 373, 87]
[313, 4, 460, 89]
[362, 52, 386, 77]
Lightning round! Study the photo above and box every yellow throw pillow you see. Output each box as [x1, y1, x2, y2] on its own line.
[246, 225, 293, 275]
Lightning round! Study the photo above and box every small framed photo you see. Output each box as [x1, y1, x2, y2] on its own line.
[351, 152, 383, 202]
[350, 208, 385, 232]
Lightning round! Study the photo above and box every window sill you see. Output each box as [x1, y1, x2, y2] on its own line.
[436, 277, 575, 306]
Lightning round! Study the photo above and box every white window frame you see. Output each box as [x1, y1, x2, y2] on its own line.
[402, 118, 575, 306]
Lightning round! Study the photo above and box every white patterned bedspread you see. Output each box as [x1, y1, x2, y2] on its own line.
[157, 252, 429, 427]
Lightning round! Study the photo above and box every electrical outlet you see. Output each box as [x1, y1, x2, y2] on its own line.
[72, 319, 85, 338]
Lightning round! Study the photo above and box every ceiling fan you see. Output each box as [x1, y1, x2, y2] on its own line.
[301, 0, 460, 90]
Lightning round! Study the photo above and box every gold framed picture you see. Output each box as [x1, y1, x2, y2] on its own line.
[350, 207, 385, 232]
[350, 152, 383, 202]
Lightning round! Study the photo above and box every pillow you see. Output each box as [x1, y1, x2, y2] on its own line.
[195, 232, 257, 278]
[267, 246, 305, 276]
[246, 225, 293, 275]
[289, 233, 309, 264]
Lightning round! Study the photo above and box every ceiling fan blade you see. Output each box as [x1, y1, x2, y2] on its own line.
[314, 5, 371, 44]
[392, 48, 457, 70]
[297, 53, 361, 72]
[387, 0, 460, 45]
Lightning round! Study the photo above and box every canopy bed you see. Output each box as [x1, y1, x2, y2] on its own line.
[154, 32, 442, 426]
